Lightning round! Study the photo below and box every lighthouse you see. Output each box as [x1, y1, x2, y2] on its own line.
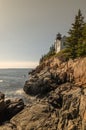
[54, 33, 66, 53]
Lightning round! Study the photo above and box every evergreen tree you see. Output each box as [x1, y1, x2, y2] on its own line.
[49, 44, 55, 54]
[39, 44, 55, 63]
[66, 9, 85, 58]
[77, 24, 86, 56]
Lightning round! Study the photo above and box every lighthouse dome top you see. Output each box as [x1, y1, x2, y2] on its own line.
[56, 33, 62, 40]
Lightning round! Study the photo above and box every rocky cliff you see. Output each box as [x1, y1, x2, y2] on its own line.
[0, 57, 86, 130]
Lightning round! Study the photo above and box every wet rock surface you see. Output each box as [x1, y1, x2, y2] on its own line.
[0, 92, 24, 123]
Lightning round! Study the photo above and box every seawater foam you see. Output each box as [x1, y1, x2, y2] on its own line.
[0, 80, 3, 83]
[15, 89, 24, 95]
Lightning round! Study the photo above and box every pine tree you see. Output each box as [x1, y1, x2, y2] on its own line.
[66, 9, 85, 58]
[49, 44, 55, 54]
[77, 24, 86, 56]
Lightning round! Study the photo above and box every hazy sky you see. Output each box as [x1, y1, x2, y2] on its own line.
[0, 0, 86, 68]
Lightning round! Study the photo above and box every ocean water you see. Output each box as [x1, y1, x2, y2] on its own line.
[0, 69, 31, 102]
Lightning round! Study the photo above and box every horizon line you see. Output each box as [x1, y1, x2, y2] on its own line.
[0, 61, 39, 69]
[0, 67, 34, 69]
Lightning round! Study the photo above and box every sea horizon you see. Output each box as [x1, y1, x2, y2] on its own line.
[0, 68, 34, 69]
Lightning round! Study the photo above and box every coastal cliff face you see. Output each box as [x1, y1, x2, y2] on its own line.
[0, 57, 86, 130]
[24, 57, 86, 96]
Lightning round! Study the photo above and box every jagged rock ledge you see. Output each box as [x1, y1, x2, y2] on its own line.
[0, 92, 24, 123]
[24, 57, 86, 96]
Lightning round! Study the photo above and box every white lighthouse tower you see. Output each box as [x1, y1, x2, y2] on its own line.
[54, 33, 66, 53]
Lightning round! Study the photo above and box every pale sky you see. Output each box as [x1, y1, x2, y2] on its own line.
[0, 0, 86, 68]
